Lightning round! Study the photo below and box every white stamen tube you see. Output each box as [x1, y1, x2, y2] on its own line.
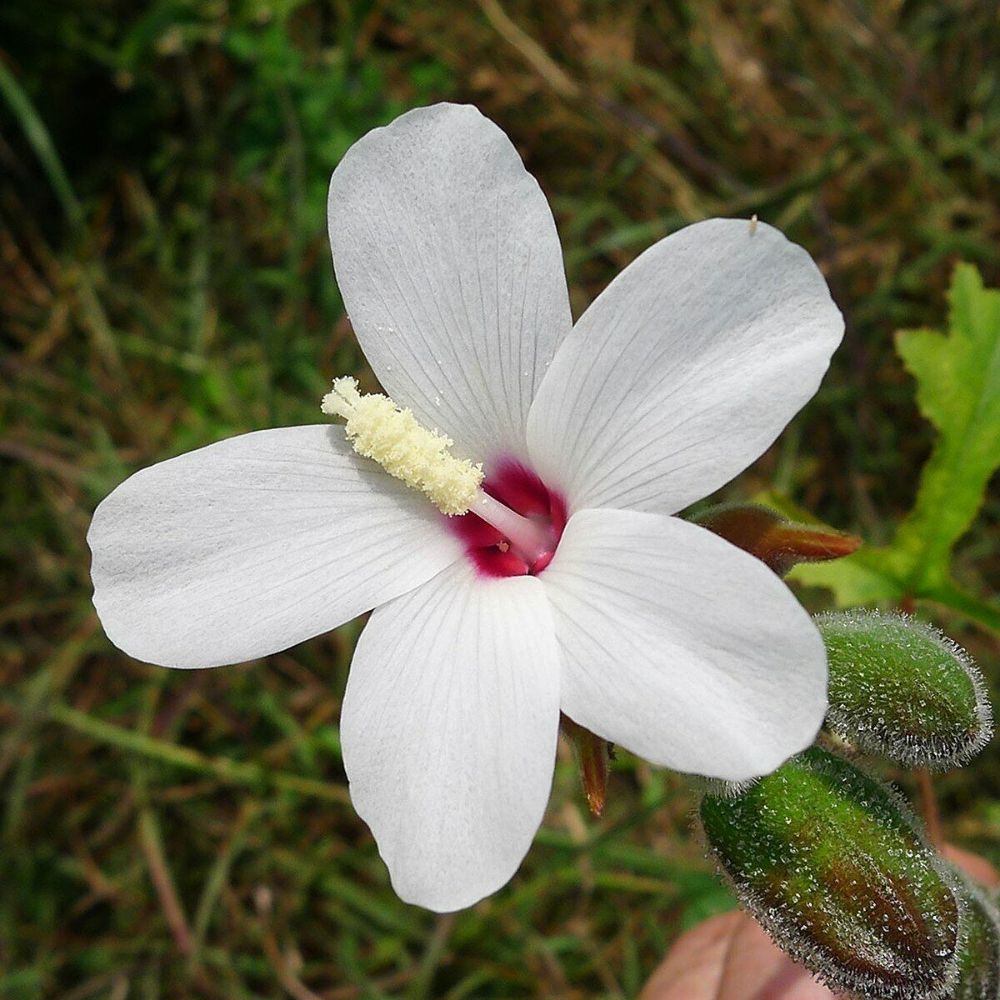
[472, 491, 555, 565]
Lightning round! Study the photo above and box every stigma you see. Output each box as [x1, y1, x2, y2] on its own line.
[322, 377, 483, 515]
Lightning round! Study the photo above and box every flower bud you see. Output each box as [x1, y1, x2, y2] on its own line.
[817, 610, 993, 769]
[560, 715, 611, 817]
[691, 503, 860, 575]
[699, 747, 960, 999]
[951, 876, 1000, 999]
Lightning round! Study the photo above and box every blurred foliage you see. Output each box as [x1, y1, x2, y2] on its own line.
[1, 0, 999, 997]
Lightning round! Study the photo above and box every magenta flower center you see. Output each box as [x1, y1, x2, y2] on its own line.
[449, 460, 567, 578]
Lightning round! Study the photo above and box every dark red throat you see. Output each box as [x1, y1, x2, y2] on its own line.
[449, 459, 567, 578]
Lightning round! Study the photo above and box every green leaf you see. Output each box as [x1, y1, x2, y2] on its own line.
[793, 264, 1000, 633]
[894, 264, 1000, 590]
[795, 545, 907, 605]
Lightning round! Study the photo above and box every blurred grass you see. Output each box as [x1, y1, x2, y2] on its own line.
[1, 1, 999, 997]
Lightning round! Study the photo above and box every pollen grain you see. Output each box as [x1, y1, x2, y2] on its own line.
[321, 377, 483, 515]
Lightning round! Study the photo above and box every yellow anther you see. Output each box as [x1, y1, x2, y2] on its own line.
[321, 377, 483, 516]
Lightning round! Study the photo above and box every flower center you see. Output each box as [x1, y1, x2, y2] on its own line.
[321, 379, 565, 577]
[450, 460, 567, 578]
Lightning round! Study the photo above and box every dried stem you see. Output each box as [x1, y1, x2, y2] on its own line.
[915, 767, 944, 847]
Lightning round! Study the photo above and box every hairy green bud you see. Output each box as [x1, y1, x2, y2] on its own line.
[699, 748, 961, 1000]
[817, 610, 993, 769]
[952, 877, 1000, 999]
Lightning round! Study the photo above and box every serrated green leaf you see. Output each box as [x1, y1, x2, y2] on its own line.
[894, 264, 1000, 589]
[793, 264, 1000, 633]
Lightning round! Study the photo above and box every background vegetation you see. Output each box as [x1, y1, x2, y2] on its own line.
[2, 1, 998, 997]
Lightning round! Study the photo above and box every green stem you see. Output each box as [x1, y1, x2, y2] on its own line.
[13, 698, 350, 805]
[926, 580, 1000, 636]
[0, 58, 124, 375]
[0, 57, 83, 228]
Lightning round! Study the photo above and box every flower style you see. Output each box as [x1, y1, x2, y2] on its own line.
[88, 104, 844, 912]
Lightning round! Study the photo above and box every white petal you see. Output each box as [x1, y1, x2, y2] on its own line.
[542, 508, 826, 781]
[341, 561, 560, 912]
[88, 426, 462, 668]
[527, 219, 844, 514]
[328, 103, 572, 465]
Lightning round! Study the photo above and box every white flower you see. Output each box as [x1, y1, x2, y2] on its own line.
[88, 103, 844, 912]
